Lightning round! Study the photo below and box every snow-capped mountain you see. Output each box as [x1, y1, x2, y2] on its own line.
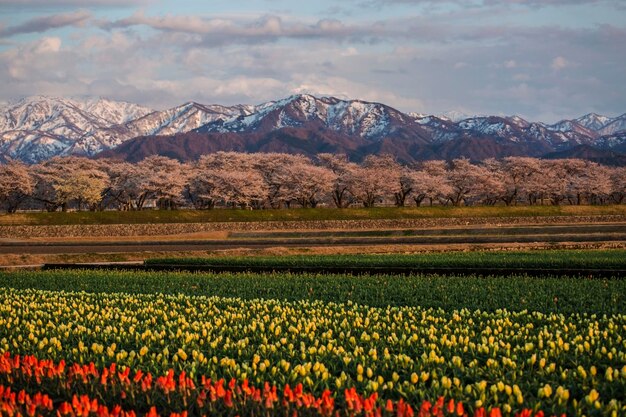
[545, 120, 598, 138]
[0, 97, 254, 163]
[595, 131, 626, 153]
[575, 113, 613, 131]
[571, 112, 626, 136]
[598, 114, 626, 136]
[0, 96, 150, 134]
[1, 94, 626, 164]
[66, 101, 256, 157]
[196, 94, 430, 143]
[438, 110, 476, 122]
[0, 96, 153, 163]
[412, 114, 598, 149]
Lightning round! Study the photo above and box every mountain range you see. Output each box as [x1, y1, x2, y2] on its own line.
[1, 95, 626, 165]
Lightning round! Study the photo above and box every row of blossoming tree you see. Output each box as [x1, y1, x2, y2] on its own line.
[1, 152, 625, 212]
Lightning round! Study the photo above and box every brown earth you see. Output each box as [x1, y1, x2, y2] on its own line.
[2, 215, 625, 267]
[2, 241, 624, 268]
[2, 215, 626, 239]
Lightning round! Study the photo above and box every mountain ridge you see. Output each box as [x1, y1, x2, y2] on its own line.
[2, 94, 626, 164]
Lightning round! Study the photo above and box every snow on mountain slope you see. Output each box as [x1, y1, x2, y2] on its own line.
[1, 94, 625, 163]
[66, 101, 255, 157]
[77, 98, 153, 125]
[545, 120, 598, 139]
[0, 96, 153, 163]
[598, 114, 626, 136]
[438, 110, 475, 122]
[0, 97, 255, 163]
[595, 131, 626, 152]
[197, 94, 427, 142]
[575, 113, 612, 131]
[506, 116, 531, 129]
[125, 102, 254, 137]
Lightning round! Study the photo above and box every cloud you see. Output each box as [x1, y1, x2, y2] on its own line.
[0, 0, 150, 7]
[101, 12, 375, 44]
[95, 9, 626, 50]
[359, 0, 621, 8]
[0, 3, 625, 121]
[551, 56, 570, 70]
[31, 36, 62, 53]
[0, 10, 91, 38]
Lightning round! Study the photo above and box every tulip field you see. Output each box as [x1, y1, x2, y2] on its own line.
[0, 267, 625, 417]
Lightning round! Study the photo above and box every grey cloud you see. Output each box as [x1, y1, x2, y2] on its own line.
[358, 0, 620, 7]
[101, 10, 626, 49]
[0, 10, 91, 37]
[0, 0, 151, 8]
[102, 12, 379, 44]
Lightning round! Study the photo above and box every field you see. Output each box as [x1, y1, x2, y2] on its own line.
[2, 204, 626, 226]
[145, 249, 626, 271]
[1, 266, 625, 417]
[1, 207, 626, 416]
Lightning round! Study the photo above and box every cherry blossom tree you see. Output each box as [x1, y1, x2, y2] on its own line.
[494, 157, 544, 205]
[446, 158, 492, 206]
[100, 160, 141, 210]
[135, 156, 187, 210]
[562, 160, 611, 205]
[608, 166, 626, 204]
[284, 163, 336, 208]
[0, 159, 34, 213]
[251, 153, 317, 208]
[212, 170, 268, 209]
[185, 155, 227, 209]
[317, 153, 359, 208]
[189, 152, 268, 209]
[360, 155, 403, 207]
[31, 157, 109, 211]
[409, 160, 453, 206]
[540, 159, 572, 205]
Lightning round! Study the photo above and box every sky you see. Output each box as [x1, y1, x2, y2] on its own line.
[0, 0, 625, 122]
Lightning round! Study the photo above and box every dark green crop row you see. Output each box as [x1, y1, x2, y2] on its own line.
[146, 249, 626, 270]
[1, 269, 624, 314]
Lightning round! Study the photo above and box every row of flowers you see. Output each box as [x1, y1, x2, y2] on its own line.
[0, 288, 625, 416]
[0, 352, 563, 417]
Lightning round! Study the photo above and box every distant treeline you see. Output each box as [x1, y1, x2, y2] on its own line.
[1, 153, 625, 212]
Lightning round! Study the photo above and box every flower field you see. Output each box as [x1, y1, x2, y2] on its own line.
[2, 269, 625, 314]
[0, 269, 625, 417]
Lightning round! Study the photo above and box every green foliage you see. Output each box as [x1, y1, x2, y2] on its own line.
[1, 268, 624, 314]
[147, 249, 626, 271]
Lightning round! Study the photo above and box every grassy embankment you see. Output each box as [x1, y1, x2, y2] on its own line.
[1, 205, 626, 226]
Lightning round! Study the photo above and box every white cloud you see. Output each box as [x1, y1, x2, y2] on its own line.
[341, 47, 359, 56]
[551, 56, 570, 71]
[32, 36, 62, 53]
[0, 5, 624, 120]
